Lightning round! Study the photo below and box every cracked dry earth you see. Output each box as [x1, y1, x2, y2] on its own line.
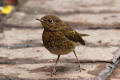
[0, 0, 120, 80]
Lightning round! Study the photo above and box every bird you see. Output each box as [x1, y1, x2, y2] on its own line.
[36, 15, 89, 76]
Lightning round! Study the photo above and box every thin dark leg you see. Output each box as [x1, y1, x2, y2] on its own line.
[51, 55, 61, 76]
[73, 50, 84, 72]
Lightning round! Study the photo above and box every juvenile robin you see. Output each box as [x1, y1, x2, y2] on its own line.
[36, 15, 89, 76]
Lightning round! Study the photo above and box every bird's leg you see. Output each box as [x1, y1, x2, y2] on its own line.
[51, 55, 61, 76]
[73, 50, 85, 72]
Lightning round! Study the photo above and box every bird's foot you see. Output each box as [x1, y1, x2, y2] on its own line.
[79, 67, 86, 72]
[51, 69, 56, 77]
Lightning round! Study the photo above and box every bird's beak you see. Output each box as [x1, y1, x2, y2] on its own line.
[36, 18, 40, 21]
[36, 18, 44, 22]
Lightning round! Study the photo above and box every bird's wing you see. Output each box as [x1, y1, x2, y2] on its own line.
[63, 30, 88, 45]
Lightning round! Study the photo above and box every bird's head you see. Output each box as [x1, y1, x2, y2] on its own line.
[36, 15, 66, 31]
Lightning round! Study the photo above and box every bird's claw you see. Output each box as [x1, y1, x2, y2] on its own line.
[51, 71, 56, 77]
[79, 68, 86, 72]
[51, 68, 56, 77]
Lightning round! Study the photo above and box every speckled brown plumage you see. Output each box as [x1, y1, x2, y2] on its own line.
[36, 15, 89, 76]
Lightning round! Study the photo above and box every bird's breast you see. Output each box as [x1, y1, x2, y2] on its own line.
[42, 31, 76, 55]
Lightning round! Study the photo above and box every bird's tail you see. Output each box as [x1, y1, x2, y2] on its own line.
[79, 33, 89, 37]
[79, 37, 85, 45]
[79, 33, 89, 45]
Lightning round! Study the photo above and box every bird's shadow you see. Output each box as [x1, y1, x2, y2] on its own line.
[30, 66, 70, 73]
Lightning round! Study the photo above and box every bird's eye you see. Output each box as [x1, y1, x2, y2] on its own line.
[48, 19, 53, 23]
